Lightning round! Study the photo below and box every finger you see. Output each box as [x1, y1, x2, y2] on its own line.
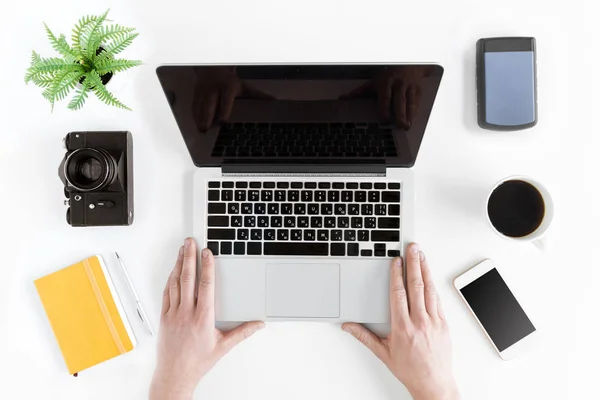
[339, 80, 372, 100]
[199, 90, 218, 130]
[180, 238, 197, 309]
[419, 251, 439, 319]
[406, 84, 421, 128]
[168, 245, 185, 310]
[241, 82, 275, 100]
[342, 323, 388, 363]
[390, 257, 409, 326]
[392, 81, 410, 129]
[197, 248, 215, 311]
[162, 264, 176, 315]
[376, 76, 393, 121]
[406, 243, 427, 318]
[219, 321, 265, 354]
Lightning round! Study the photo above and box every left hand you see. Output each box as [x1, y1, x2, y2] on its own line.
[150, 238, 265, 400]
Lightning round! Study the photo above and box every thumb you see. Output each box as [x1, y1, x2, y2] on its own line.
[342, 323, 388, 362]
[219, 321, 265, 354]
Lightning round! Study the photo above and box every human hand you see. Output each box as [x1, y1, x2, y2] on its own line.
[340, 66, 428, 129]
[342, 243, 459, 400]
[193, 67, 274, 131]
[150, 238, 265, 400]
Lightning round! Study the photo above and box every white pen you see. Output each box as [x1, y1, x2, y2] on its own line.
[115, 252, 154, 337]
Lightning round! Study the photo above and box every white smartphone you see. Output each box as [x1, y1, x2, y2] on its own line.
[454, 259, 537, 360]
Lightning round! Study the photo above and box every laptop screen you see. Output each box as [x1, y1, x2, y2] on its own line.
[156, 65, 443, 167]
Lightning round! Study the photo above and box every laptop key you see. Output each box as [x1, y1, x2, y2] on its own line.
[346, 183, 358, 189]
[351, 217, 363, 228]
[284, 216, 296, 227]
[237, 229, 249, 240]
[268, 203, 279, 214]
[250, 182, 261, 188]
[288, 191, 300, 202]
[249, 190, 260, 201]
[348, 204, 360, 215]
[208, 216, 228, 227]
[319, 182, 331, 189]
[265, 229, 276, 241]
[207, 242, 219, 256]
[311, 217, 323, 228]
[208, 203, 226, 214]
[388, 250, 401, 257]
[304, 230, 316, 241]
[305, 182, 317, 189]
[221, 241, 232, 255]
[341, 191, 353, 202]
[372, 230, 400, 242]
[251, 229, 262, 240]
[375, 204, 387, 215]
[281, 203, 293, 215]
[374, 183, 386, 189]
[234, 242, 245, 255]
[328, 191, 340, 202]
[361, 249, 373, 257]
[325, 217, 336, 228]
[291, 182, 303, 188]
[258, 216, 269, 227]
[365, 217, 376, 229]
[277, 229, 289, 241]
[275, 190, 286, 201]
[361, 204, 373, 215]
[294, 204, 306, 215]
[207, 229, 235, 240]
[277, 182, 289, 189]
[375, 243, 386, 257]
[321, 204, 333, 215]
[244, 216, 256, 227]
[236, 182, 248, 188]
[317, 230, 329, 241]
[291, 229, 303, 241]
[254, 203, 266, 214]
[382, 191, 401, 202]
[301, 190, 313, 202]
[360, 183, 372, 189]
[368, 191, 380, 202]
[331, 243, 345, 256]
[241, 203, 253, 214]
[315, 191, 326, 202]
[235, 190, 246, 201]
[228, 203, 240, 214]
[334, 204, 346, 215]
[264, 242, 328, 256]
[378, 217, 400, 229]
[208, 181, 220, 188]
[231, 216, 243, 227]
[261, 190, 273, 202]
[338, 217, 349, 228]
[208, 190, 219, 201]
[308, 204, 319, 215]
[298, 216, 309, 228]
[331, 230, 343, 241]
[263, 182, 275, 188]
[222, 182, 234, 188]
[222, 190, 233, 201]
[247, 242, 262, 255]
[358, 230, 369, 241]
[271, 216, 282, 227]
[344, 230, 356, 241]
[333, 182, 345, 189]
[348, 243, 359, 256]
[388, 183, 401, 189]
[388, 204, 400, 216]
[355, 191, 366, 202]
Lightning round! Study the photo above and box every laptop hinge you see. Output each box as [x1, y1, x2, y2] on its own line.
[221, 163, 386, 176]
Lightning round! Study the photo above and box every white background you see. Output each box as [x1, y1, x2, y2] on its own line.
[0, 0, 598, 399]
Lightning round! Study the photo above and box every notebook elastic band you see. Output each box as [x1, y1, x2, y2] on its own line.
[83, 259, 126, 354]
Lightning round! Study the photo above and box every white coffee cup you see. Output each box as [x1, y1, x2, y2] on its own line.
[486, 176, 554, 250]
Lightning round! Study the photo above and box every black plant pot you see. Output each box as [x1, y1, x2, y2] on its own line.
[78, 46, 113, 86]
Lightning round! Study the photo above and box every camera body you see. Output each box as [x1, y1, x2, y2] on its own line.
[59, 131, 134, 227]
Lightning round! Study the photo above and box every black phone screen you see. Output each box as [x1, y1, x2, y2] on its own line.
[460, 268, 536, 352]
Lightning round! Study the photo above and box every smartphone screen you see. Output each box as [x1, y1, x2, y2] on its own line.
[460, 268, 535, 352]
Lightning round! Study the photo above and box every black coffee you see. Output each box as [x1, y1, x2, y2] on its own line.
[487, 180, 545, 238]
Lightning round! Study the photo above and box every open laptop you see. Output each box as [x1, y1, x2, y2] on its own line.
[157, 64, 443, 330]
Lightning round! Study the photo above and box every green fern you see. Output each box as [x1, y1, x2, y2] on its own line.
[26, 9, 141, 111]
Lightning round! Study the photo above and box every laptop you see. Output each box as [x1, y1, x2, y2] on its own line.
[157, 64, 443, 331]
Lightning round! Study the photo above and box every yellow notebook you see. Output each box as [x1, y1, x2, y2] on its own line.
[34, 255, 136, 375]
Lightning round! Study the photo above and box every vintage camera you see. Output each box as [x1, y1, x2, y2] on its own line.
[59, 131, 134, 227]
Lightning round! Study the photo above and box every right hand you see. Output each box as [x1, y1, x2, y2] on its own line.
[342, 243, 459, 400]
[193, 67, 274, 131]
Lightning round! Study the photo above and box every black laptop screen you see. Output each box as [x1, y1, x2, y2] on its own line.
[156, 65, 443, 167]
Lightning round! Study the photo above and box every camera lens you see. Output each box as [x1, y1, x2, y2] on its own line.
[64, 148, 118, 192]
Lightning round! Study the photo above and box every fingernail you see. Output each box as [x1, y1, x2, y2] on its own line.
[419, 251, 425, 261]
[342, 325, 351, 333]
[411, 244, 419, 254]
[202, 248, 209, 258]
[256, 323, 266, 331]
[184, 238, 193, 248]
[394, 258, 402, 267]
[178, 246, 184, 257]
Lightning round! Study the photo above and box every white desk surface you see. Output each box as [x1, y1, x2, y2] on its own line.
[1, 0, 598, 399]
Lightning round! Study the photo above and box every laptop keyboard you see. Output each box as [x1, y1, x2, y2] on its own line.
[211, 123, 398, 158]
[206, 181, 402, 257]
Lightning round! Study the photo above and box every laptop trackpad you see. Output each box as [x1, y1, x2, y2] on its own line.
[266, 263, 340, 318]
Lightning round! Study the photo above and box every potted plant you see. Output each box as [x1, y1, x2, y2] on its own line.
[25, 9, 142, 111]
